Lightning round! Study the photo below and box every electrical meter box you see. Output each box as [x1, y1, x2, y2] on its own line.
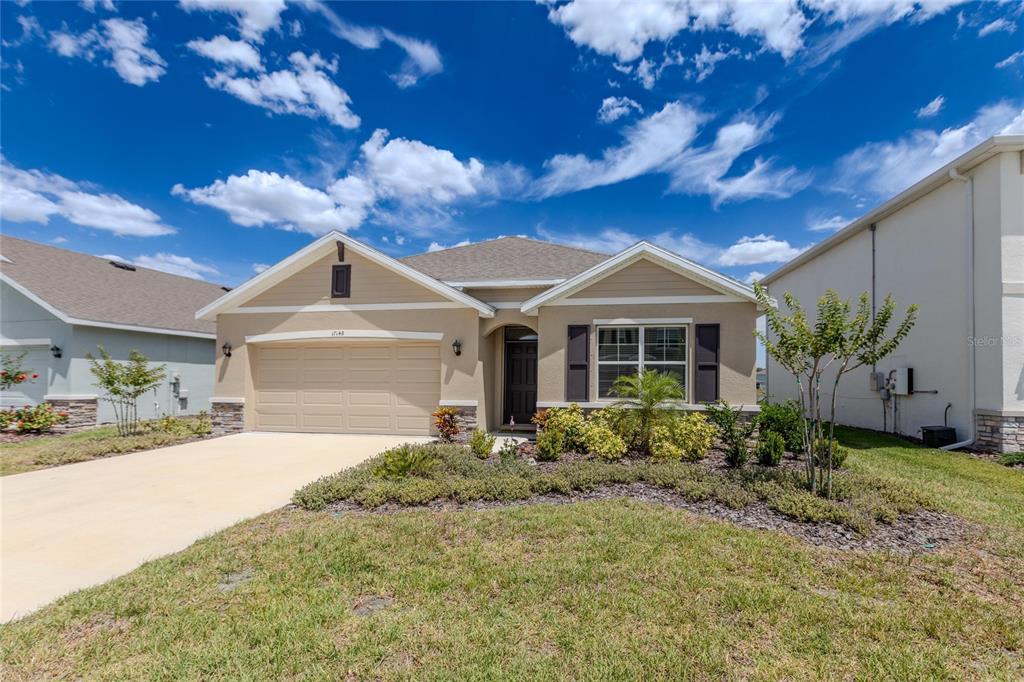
[894, 367, 914, 395]
[869, 371, 885, 391]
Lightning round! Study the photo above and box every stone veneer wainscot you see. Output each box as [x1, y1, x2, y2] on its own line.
[975, 411, 1024, 453]
[210, 399, 245, 436]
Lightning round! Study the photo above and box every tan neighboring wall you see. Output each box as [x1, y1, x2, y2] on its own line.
[537, 301, 757, 407]
[463, 286, 550, 303]
[214, 307, 485, 429]
[247, 250, 449, 307]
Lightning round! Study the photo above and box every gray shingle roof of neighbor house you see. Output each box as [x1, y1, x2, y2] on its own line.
[401, 236, 610, 283]
[0, 235, 225, 336]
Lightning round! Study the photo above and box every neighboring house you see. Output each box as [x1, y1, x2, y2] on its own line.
[762, 135, 1024, 453]
[0, 236, 224, 427]
[198, 234, 761, 436]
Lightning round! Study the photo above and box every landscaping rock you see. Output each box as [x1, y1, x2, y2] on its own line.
[352, 594, 394, 616]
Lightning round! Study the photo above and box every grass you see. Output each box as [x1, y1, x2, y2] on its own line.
[1, 428, 1022, 680]
[0, 416, 211, 476]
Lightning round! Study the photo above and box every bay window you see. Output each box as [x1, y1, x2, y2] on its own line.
[597, 325, 687, 399]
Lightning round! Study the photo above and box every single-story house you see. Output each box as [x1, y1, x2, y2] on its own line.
[761, 134, 1024, 453]
[0, 235, 224, 427]
[198, 234, 761, 436]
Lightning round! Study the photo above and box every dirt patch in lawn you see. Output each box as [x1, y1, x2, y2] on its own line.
[322, 482, 976, 555]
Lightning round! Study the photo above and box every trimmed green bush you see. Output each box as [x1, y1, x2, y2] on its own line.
[998, 451, 1024, 467]
[706, 401, 758, 468]
[467, 428, 497, 459]
[544, 404, 587, 452]
[756, 431, 785, 467]
[758, 400, 803, 452]
[651, 412, 718, 461]
[372, 444, 442, 479]
[535, 428, 564, 462]
[582, 420, 627, 461]
[812, 438, 849, 469]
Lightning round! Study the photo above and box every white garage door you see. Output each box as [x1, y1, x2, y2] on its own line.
[253, 342, 440, 435]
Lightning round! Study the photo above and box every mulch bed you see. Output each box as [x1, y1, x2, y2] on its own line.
[321, 482, 976, 555]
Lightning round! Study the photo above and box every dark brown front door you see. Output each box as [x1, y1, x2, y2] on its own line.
[504, 339, 537, 425]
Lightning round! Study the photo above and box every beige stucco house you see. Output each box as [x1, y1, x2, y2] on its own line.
[762, 135, 1024, 453]
[198, 234, 760, 436]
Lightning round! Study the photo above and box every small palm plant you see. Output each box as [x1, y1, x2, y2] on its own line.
[609, 370, 683, 454]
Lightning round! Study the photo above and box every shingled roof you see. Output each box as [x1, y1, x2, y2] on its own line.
[0, 235, 225, 336]
[401, 236, 609, 282]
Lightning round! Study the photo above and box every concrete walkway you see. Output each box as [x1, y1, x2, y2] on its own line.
[0, 432, 425, 622]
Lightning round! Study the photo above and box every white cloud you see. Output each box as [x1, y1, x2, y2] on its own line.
[978, 18, 1016, 37]
[172, 170, 364, 234]
[597, 96, 643, 124]
[2, 15, 44, 47]
[187, 35, 262, 71]
[308, 1, 443, 87]
[996, 50, 1024, 68]
[50, 236, 69, 244]
[535, 102, 807, 206]
[133, 253, 220, 280]
[178, 0, 287, 43]
[1, 157, 175, 236]
[252, 262, 270, 273]
[426, 239, 471, 252]
[717, 234, 807, 266]
[48, 18, 166, 86]
[744, 271, 766, 284]
[537, 225, 805, 267]
[172, 129, 490, 236]
[692, 44, 740, 82]
[834, 101, 1024, 197]
[916, 94, 944, 118]
[204, 51, 359, 128]
[546, 0, 967, 63]
[80, 0, 116, 11]
[806, 213, 849, 232]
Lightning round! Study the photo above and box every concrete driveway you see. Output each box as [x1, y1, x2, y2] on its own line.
[0, 432, 427, 622]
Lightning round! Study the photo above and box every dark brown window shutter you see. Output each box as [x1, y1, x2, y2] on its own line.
[331, 264, 351, 298]
[695, 324, 720, 403]
[566, 325, 589, 401]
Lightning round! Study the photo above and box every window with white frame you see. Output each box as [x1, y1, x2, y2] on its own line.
[597, 325, 687, 398]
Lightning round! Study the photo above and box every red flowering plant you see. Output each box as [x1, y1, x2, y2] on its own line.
[1, 351, 39, 391]
[9, 403, 68, 433]
[431, 406, 461, 442]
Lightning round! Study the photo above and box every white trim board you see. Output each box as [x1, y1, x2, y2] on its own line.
[1, 273, 216, 340]
[446, 279, 564, 288]
[520, 242, 758, 314]
[44, 394, 98, 401]
[439, 399, 478, 407]
[244, 329, 445, 344]
[537, 401, 760, 412]
[209, 396, 245, 404]
[230, 302, 465, 314]
[547, 295, 742, 307]
[196, 231, 495, 320]
[0, 338, 52, 348]
[592, 317, 693, 325]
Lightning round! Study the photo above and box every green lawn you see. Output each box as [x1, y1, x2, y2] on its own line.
[0, 418, 210, 476]
[1, 429, 1022, 680]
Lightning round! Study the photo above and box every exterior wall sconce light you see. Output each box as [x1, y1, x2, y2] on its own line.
[49, 345, 62, 358]
[451, 339, 462, 356]
[222, 342, 233, 358]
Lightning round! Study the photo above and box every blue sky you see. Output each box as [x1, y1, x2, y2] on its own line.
[1, 0, 1022, 288]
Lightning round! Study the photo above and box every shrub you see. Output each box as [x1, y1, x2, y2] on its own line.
[675, 412, 717, 461]
[497, 438, 519, 464]
[608, 370, 684, 454]
[812, 438, 849, 469]
[530, 408, 550, 430]
[706, 401, 758, 468]
[8, 403, 68, 433]
[155, 413, 211, 437]
[998, 451, 1024, 467]
[372, 444, 441, 479]
[535, 428, 564, 462]
[0, 409, 16, 430]
[544, 404, 587, 452]
[582, 420, 626, 461]
[650, 423, 683, 461]
[467, 428, 497, 458]
[758, 400, 803, 453]
[756, 431, 785, 467]
[432, 407, 461, 443]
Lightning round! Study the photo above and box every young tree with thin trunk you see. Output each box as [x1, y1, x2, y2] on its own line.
[754, 284, 917, 498]
[87, 346, 166, 436]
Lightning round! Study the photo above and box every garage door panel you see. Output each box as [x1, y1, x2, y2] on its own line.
[253, 342, 440, 434]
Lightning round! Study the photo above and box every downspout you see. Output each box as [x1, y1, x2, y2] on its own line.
[942, 167, 976, 450]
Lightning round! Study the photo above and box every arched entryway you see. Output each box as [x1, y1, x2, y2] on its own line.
[484, 323, 539, 429]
